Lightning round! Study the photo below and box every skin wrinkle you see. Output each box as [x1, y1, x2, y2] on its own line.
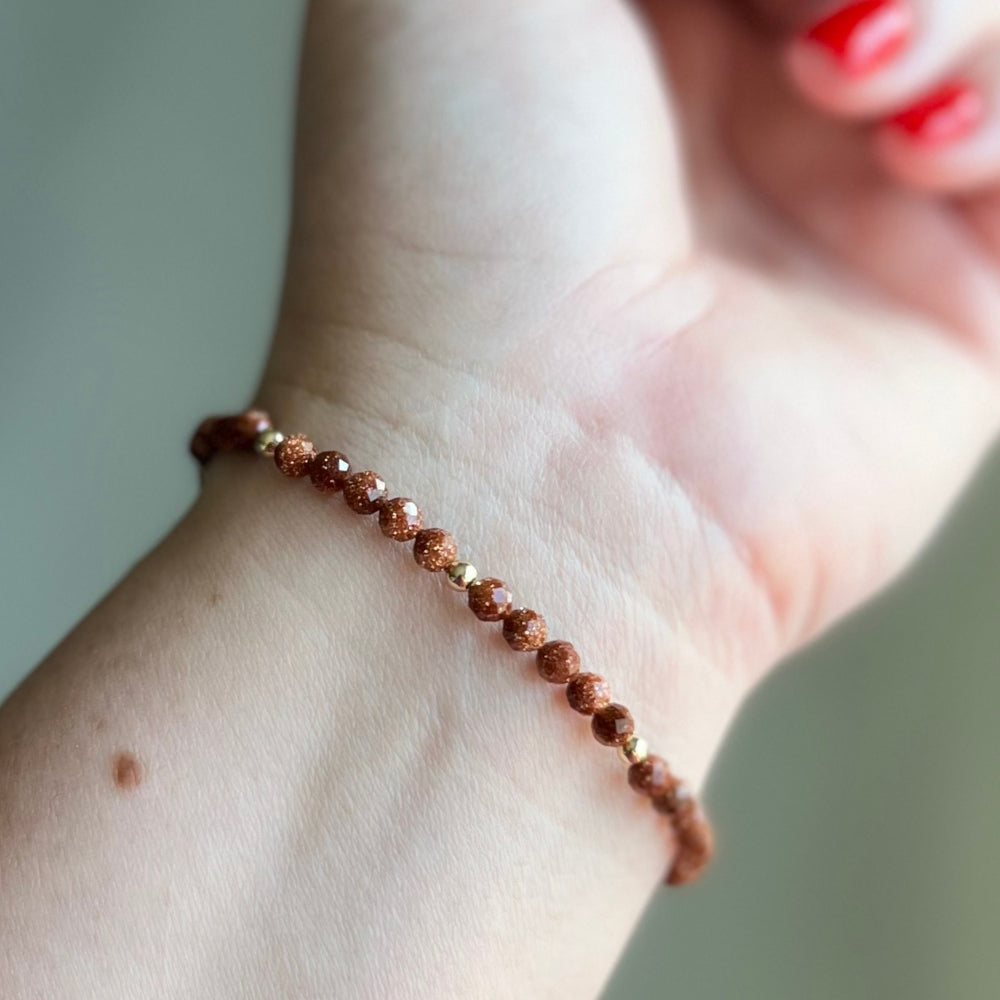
[555, 256, 686, 324]
[263, 349, 484, 474]
[635, 394, 790, 657]
[267, 347, 517, 503]
[535, 434, 743, 742]
[273, 316, 483, 386]
[539, 337, 787, 676]
[263, 310, 769, 778]
[277, 335, 723, 653]
[297, 224, 557, 268]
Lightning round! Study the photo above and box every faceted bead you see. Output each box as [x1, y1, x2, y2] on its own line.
[190, 410, 271, 463]
[565, 673, 612, 715]
[666, 807, 715, 886]
[467, 578, 513, 621]
[274, 433, 316, 477]
[343, 471, 387, 514]
[651, 781, 693, 817]
[379, 498, 424, 540]
[253, 429, 285, 456]
[502, 608, 547, 651]
[310, 450, 351, 493]
[535, 640, 581, 684]
[413, 529, 459, 572]
[628, 755, 676, 797]
[190, 420, 218, 464]
[230, 410, 273, 446]
[591, 703, 635, 747]
[617, 735, 649, 766]
[446, 562, 478, 591]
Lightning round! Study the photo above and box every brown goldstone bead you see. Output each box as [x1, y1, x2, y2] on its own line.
[591, 703, 634, 747]
[652, 781, 693, 817]
[467, 578, 512, 622]
[565, 672, 612, 715]
[190, 419, 219, 464]
[343, 471, 387, 514]
[310, 450, 351, 493]
[666, 807, 715, 886]
[379, 498, 423, 540]
[628, 755, 676, 797]
[413, 529, 459, 572]
[536, 640, 580, 684]
[502, 608, 547, 651]
[190, 410, 271, 463]
[274, 433, 316, 477]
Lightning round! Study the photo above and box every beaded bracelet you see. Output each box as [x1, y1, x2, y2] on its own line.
[191, 409, 714, 885]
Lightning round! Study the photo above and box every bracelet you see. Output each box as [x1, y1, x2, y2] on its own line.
[191, 409, 714, 885]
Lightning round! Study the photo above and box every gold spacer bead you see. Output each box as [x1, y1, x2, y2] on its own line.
[446, 562, 478, 592]
[617, 735, 649, 766]
[253, 428, 285, 456]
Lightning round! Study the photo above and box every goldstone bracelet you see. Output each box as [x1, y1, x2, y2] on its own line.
[191, 409, 714, 886]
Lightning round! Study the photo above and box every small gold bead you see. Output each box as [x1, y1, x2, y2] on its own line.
[617, 735, 649, 766]
[446, 562, 478, 591]
[253, 428, 285, 456]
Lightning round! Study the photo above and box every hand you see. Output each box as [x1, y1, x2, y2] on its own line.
[262, 0, 1000, 770]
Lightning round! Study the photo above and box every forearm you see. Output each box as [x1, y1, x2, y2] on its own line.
[0, 388, 749, 1000]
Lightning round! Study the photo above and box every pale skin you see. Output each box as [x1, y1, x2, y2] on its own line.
[4, 0, 1000, 996]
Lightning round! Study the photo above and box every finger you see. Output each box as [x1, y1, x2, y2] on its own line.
[875, 49, 1000, 193]
[782, 0, 1000, 119]
[717, 11, 1000, 352]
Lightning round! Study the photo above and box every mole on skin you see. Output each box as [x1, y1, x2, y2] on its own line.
[112, 752, 142, 791]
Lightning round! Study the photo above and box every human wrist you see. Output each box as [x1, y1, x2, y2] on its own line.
[195, 330, 764, 807]
[0, 325, 757, 999]
[185, 452, 676, 995]
[251, 308, 764, 779]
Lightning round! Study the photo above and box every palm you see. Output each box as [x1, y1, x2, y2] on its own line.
[272, 0, 1000, 747]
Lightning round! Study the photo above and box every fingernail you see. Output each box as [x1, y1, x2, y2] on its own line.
[803, 0, 914, 77]
[889, 82, 986, 146]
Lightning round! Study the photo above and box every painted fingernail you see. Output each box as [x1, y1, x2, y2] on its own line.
[803, 0, 914, 77]
[890, 82, 986, 146]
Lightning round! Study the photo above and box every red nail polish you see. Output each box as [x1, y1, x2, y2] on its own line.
[890, 83, 986, 146]
[804, 0, 914, 77]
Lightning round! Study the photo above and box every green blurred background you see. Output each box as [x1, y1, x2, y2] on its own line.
[1, 2, 998, 997]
